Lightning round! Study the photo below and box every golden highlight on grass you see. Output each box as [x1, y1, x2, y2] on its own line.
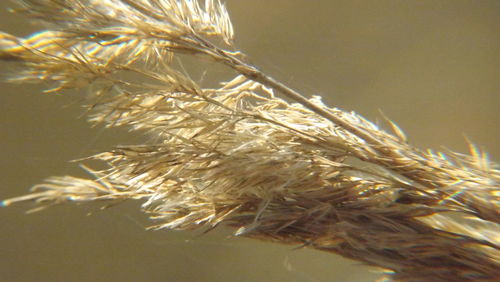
[1, 1, 498, 281]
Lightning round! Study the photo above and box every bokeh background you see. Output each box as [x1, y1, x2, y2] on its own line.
[1, 1, 498, 281]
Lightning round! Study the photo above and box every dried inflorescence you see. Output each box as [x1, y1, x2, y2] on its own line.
[1, 1, 499, 281]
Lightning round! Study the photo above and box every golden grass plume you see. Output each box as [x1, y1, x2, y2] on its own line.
[1, 1, 499, 281]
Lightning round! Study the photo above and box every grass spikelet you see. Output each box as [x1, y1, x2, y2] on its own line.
[1, 1, 498, 281]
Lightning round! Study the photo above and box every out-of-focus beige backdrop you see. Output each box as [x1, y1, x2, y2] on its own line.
[1, 1, 498, 281]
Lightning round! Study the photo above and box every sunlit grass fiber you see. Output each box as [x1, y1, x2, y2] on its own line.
[1, 1, 498, 281]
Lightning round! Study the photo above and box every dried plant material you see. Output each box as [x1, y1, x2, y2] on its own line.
[1, 1, 499, 281]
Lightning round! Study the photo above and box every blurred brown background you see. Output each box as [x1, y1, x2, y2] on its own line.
[1, 1, 498, 281]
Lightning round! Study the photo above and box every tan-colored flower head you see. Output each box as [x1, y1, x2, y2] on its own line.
[1, 1, 498, 281]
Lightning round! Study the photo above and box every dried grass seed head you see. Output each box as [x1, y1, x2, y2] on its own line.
[1, 1, 499, 281]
